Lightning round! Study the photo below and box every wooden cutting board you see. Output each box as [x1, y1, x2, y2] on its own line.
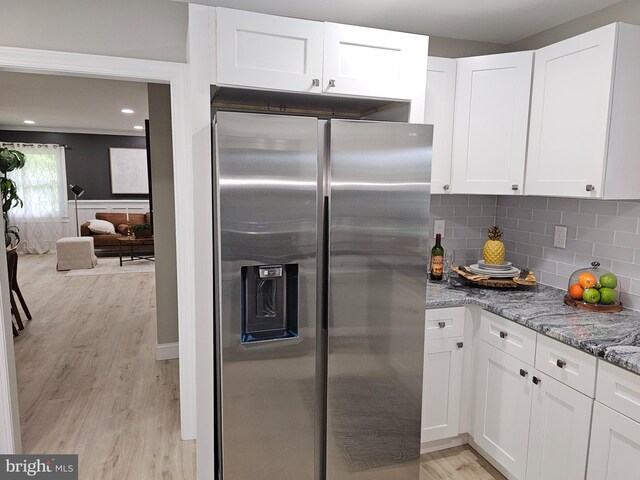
[452, 266, 537, 289]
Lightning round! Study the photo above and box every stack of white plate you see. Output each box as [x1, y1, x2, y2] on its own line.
[469, 260, 520, 278]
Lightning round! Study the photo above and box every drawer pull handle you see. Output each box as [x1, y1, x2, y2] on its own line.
[328, 79, 336, 88]
[520, 368, 528, 377]
[312, 78, 320, 87]
[438, 321, 446, 328]
[586, 184, 595, 192]
[532, 376, 541, 385]
[556, 359, 566, 368]
[457, 341, 464, 349]
[499, 331, 508, 339]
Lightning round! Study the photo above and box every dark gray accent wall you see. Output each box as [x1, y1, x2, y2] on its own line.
[0, 130, 147, 200]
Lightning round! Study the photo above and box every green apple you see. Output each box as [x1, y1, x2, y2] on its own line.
[583, 288, 601, 304]
[599, 287, 617, 305]
[600, 273, 618, 289]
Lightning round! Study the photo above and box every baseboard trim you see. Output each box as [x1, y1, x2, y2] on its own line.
[468, 436, 519, 480]
[156, 342, 179, 360]
[421, 433, 468, 454]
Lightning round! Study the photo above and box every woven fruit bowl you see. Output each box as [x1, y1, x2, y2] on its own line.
[564, 262, 623, 313]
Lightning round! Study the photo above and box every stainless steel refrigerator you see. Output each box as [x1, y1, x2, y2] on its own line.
[212, 111, 432, 480]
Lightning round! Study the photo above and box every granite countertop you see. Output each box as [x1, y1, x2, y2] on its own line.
[426, 280, 640, 375]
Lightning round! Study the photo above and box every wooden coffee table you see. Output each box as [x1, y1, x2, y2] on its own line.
[117, 236, 155, 266]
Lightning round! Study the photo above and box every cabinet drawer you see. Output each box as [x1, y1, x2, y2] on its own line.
[597, 360, 640, 423]
[535, 334, 597, 397]
[480, 311, 536, 365]
[425, 307, 465, 339]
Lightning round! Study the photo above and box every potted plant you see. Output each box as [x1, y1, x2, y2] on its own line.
[132, 223, 153, 238]
[0, 147, 26, 247]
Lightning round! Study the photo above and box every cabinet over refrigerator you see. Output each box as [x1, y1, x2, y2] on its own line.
[212, 111, 433, 480]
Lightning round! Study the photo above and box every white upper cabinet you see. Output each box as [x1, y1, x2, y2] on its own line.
[323, 23, 428, 100]
[525, 23, 640, 199]
[212, 8, 429, 102]
[215, 8, 324, 93]
[424, 57, 456, 194]
[451, 52, 533, 195]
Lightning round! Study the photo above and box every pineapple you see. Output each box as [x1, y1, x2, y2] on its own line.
[483, 226, 506, 264]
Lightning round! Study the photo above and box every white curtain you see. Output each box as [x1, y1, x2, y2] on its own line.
[6, 143, 68, 254]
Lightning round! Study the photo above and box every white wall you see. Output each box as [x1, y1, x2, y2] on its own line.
[0, 0, 188, 62]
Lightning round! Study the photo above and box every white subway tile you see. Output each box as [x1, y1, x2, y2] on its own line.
[497, 196, 521, 208]
[618, 201, 640, 218]
[518, 220, 547, 234]
[504, 229, 531, 244]
[579, 199, 618, 216]
[593, 243, 634, 263]
[540, 271, 568, 289]
[482, 205, 497, 217]
[429, 205, 455, 218]
[430, 194, 442, 207]
[454, 205, 483, 217]
[520, 196, 548, 210]
[533, 209, 561, 223]
[549, 197, 580, 212]
[611, 261, 640, 279]
[496, 206, 507, 217]
[596, 215, 638, 233]
[615, 231, 640, 249]
[561, 211, 597, 228]
[544, 248, 576, 265]
[566, 238, 595, 255]
[507, 207, 533, 221]
[557, 263, 578, 277]
[576, 227, 615, 245]
[468, 216, 497, 228]
[528, 257, 557, 274]
[441, 195, 470, 206]
[469, 195, 497, 205]
[575, 253, 612, 271]
[530, 233, 555, 248]
[516, 243, 543, 258]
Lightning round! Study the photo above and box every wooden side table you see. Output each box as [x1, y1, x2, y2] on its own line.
[117, 237, 155, 266]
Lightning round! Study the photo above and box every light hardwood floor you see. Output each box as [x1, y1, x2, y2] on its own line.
[421, 445, 506, 479]
[12, 254, 195, 479]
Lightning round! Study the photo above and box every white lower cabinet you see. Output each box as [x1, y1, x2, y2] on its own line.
[421, 337, 464, 442]
[587, 401, 640, 479]
[473, 341, 533, 479]
[526, 372, 593, 480]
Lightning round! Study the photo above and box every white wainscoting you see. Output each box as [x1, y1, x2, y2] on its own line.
[68, 199, 150, 237]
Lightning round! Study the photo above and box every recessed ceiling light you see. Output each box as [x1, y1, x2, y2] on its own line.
[23, 120, 35, 125]
[121, 108, 135, 114]
[133, 125, 144, 130]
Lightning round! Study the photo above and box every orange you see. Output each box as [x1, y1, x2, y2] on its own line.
[568, 283, 584, 300]
[578, 272, 596, 289]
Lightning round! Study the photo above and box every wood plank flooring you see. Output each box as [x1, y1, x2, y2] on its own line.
[12, 254, 195, 480]
[421, 445, 506, 479]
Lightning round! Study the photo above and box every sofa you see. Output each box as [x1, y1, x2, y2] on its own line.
[81, 212, 151, 249]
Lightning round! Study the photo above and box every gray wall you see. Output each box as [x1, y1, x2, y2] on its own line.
[147, 84, 179, 345]
[429, 36, 507, 58]
[509, 0, 640, 50]
[0, 0, 188, 62]
[0, 130, 147, 200]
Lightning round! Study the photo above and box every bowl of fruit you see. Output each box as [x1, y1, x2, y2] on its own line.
[564, 261, 622, 312]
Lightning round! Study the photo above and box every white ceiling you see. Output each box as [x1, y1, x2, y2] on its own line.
[186, 0, 622, 44]
[0, 71, 149, 136]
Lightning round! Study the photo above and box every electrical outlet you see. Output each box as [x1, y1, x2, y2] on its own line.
[434, 220, 445, 238]
[554, 225, 567, 249]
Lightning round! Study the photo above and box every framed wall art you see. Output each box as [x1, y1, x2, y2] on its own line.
[109, 147, 149, 194]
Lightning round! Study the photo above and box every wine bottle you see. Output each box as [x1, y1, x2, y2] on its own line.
[430, 233, 444, 281]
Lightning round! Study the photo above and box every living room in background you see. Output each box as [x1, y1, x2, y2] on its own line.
[3, 142, 67, 254]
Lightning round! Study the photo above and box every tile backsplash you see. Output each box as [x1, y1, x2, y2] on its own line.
[495, 196, 640, 311]
[429, 194, 497, 267]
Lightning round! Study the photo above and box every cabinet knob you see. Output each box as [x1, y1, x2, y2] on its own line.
[532, 376, 541, 385]
[586, 184, 595, 192]
[499, 331, 508, 339]
[328, 79, 336, 88]
[457, 341, 464, 349]
[511, 184, 519, 191]
[556, 359, 566, 368]
[443, 184, 450, 191]
[519, 368, 528, 377]
[312, 78, 320, 87]
[438, 321, 446, 328]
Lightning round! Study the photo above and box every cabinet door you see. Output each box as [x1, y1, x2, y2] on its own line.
[473, 341, 532, 479]
[451, 52, 533, 195]
[525, 24, 617, 197]
[322, 22, 428, 100]
[215, 8, 324, 93]
[587, 401, 640, 479]
[425, 57, 456, 195]
[526, 372, 593, 480]
[422, 337, 464, 443]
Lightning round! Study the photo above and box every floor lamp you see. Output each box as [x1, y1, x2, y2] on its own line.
[69, 184, 85, 236]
